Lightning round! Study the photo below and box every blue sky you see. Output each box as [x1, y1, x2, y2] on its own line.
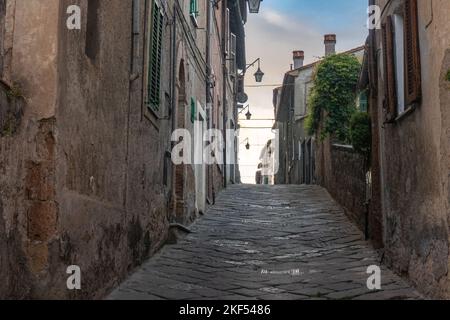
[239, 0, 369, 183]
[271, 0, 367, 26]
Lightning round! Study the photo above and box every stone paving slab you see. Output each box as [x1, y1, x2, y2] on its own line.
[108, 185, 422, 300]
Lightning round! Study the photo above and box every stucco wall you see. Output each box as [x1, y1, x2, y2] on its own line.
[1, 0, 174, 299]
[0, 0, 238, 299]
[0, 0, 60, 298]
[375, 0, 450, 298]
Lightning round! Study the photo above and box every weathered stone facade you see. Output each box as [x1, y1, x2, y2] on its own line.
[0, 0, 247, 299]
[370, 0, 450, 298]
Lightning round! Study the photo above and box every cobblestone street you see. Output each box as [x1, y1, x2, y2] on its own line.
[108, 185, 421, 300]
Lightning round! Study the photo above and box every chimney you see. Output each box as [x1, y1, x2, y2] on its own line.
[293, 50, 304, 69]
[324, 34, 336, 56]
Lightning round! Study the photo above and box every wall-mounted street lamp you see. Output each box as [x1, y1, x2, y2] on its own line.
[213, 0, 263, 13]
[238, 104, 252, 120]
[240, 138, 251, 150]
[254, 67, 264, 83]
[241, 58, 264, 83]
[247, 0, 263, 13]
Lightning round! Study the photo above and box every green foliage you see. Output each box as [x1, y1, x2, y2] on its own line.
[305, 53, 361, 142]
[446, 69, 450, 82]
[349, 112, 371, 156]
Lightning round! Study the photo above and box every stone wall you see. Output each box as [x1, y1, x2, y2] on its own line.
[316, 140, 367, 231]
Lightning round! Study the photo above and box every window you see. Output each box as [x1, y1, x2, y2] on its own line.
[225, 8, 230, 55]
[229, 33, 237, 77]
[190, 0, 199, 17]
[358, 90, 368, 112]
[191, 98, 197, 123]
[382, 0, 421, 121]
[304, 81, 313, 115]
[393, 14, 405, 114]
[86, 0, 100, 60]
[146, 0, 164, 113]
[189, 0, 199, 27]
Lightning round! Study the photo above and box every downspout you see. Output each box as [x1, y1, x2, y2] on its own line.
[125, 0, 141, 207]
[170, 4, 177, 215]
[206, 0, 215, 202]
[368, 0, 384, 248]
[171, 6, 177, 142]
[222, 0, 228, 188]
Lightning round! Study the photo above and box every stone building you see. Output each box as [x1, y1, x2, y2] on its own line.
[273, 50, 317, 185]
[274, 36, 364, 187]
[0, 0, 248, 299]
[367, 0, 450, 298]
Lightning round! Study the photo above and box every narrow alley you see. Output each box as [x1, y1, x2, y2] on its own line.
[108, 185, 420, 300]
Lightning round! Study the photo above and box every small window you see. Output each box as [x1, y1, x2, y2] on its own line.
[304, 82, 313, 115]
[229, 33, 237, 77]
[190, 0, 199, 17]
[225, 8, 230, 55]
[190, 98, 197, 123]
[86, 0, 100, 60]
[358, 90, 368, 112]
[393, 14, 405, 115]
[146, 0, 164, 113]
[382, 0, 421, 121]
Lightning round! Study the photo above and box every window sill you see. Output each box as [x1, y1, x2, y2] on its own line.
[190, 14, 199, 28]
[332, 143, 355, 152]
[394, 104, 417, 123]
[295, 114, 308, 122]
[144, 105, 161, 131]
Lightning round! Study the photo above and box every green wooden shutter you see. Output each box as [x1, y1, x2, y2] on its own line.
[191, 98, 197, 123]
[190, 0, 199, 17]
[147, 1, 163, 112]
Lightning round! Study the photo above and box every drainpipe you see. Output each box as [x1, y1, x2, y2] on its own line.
[171, 6, 177, 139]
[170, 4, 177, 217]
[222, 0, 228, 189]
[206, 0, 215, 202]
[125, 0, 141, 207]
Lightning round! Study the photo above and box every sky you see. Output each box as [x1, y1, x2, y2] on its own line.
[238, 0, 369, 184]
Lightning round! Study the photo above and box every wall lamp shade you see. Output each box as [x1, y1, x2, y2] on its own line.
[254, 67, 264, 83]
[245, 110, 252, 120]
[247, 0, 263, 13]
[246, 142, 251, 150]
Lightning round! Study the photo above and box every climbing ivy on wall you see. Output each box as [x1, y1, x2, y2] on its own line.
[305, 53, 362, 142]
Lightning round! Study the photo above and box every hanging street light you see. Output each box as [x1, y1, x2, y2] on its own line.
[247, 0, 263, 14]
[238, 104, 252, 120]
[254, 67, 264, 83]
[240, 138, 251, 150]
[240, 58, 264, 83]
